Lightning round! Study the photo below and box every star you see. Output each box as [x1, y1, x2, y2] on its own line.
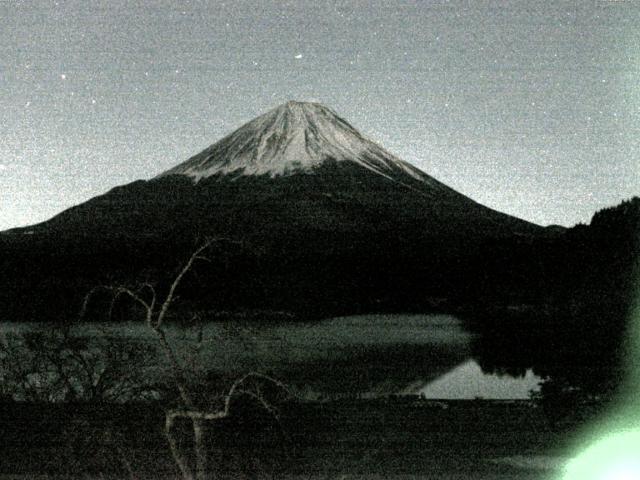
[60, 74, 66, 80]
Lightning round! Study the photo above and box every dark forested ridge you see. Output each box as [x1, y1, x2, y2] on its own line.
[0, 193, 637, 328]
[0, 160, 542, 323]
[467, 196, 639, 314]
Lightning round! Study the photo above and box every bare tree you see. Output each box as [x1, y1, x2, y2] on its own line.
[83, 238, 289, 480]
[0, 325, 157, 402]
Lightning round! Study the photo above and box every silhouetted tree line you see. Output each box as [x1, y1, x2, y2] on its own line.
[1, 197, 637, 323]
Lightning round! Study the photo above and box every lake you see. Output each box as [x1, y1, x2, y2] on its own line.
[1, 314, 541, 399]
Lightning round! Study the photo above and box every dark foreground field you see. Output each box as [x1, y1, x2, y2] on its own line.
[0, 398, 576, 480]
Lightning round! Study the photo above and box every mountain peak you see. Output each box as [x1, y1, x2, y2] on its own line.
[274, 99, 329, 113]
[158, 101, 427, 181]
[282, 99, 318, 107]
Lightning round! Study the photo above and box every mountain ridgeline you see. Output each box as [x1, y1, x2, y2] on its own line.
[1, 102, 637, 324]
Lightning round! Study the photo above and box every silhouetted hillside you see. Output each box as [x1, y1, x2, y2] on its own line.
[0, 102, 546, 323]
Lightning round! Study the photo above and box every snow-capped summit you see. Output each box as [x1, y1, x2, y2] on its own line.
[159, 101, 426, 181]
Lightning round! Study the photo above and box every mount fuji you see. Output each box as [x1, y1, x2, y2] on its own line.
[18, 101, 539, 238]
[2, 101, 546, 321]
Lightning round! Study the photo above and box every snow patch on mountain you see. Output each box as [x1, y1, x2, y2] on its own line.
[158, 101, 429, 183]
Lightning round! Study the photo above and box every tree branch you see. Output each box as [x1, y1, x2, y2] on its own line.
[155, 239, 215, 328]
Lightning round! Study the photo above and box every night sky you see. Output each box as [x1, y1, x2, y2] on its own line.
[1, 0, 638, 230]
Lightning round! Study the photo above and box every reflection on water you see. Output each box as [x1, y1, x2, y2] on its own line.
[2, 314, 542, 400]
[415, 360, 541, 399]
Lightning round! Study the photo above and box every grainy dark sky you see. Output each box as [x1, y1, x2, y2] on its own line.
[1, 0, 638, 229]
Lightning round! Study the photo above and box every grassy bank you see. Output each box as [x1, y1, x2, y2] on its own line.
[0, 398, 576, 479]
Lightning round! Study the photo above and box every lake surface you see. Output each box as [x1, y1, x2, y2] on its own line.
[1, 314, 541, 399]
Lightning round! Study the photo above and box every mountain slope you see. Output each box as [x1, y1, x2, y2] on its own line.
[1, 101, 547, 321]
